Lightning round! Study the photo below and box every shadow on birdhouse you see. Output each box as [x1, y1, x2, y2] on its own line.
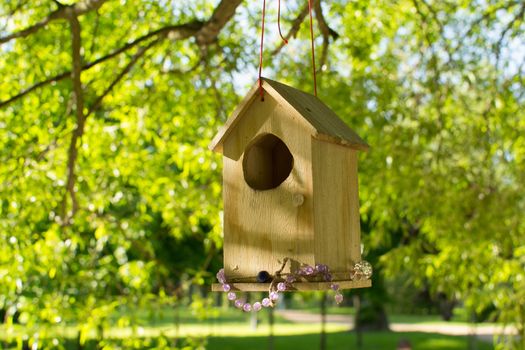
[210, 78, 371, 292]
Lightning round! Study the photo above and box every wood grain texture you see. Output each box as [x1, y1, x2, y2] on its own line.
[262, 78, 369, 151]
[312, 139, 362, 273]
[222, 94, 316, 280]
[209, 83, 260, 154]
[210, 78, 369, 154]
[211, 279, 371, 292]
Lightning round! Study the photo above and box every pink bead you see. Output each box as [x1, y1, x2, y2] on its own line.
[270, 291, 279, 301]
[234, 300, 244, 308]
[243, 303, 252, 312]
[216, 269, 226, 284]
[277, 282, 286, 291]
[334, 293, 343, 304]
[304, 266, 314, 275]
[316, 264, 328, 273]
[253, 302, 262, 311]
[262, 298, 271, 307]
[222, 284, 231, 292]
[227, 292, 236, 300]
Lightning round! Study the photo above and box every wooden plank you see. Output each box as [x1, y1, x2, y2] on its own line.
[312, 139, 362, 272]
[209, 83, 260, 154]
[221, 96, 279, 160]
[211, 279, 371, 292]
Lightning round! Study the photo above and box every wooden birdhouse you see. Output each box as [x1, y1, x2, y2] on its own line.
[210, 78, 371, 292]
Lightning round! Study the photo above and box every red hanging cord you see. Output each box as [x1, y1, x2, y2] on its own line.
[258, 0, 267, 101]
[259, 0, 316, 98]
[307, 0, 317, 96]
[277, 0, 288, 44]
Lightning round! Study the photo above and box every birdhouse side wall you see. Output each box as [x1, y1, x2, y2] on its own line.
[222, 97, 316, 281]
[312, 139, 362, 274]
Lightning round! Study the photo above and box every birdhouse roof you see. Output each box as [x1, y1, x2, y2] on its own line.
[209, 78, 369, 153]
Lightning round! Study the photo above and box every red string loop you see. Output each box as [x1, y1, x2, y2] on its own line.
[259, 0, 317, 98]
[277, 0, 288, 44]
[258, 0, 266, 101]
[308, 0, 317, 96]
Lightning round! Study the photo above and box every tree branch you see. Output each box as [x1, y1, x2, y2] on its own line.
[0, 22, 203, 109]
[195, 0, 243, 46]
[86, 39, 160, 117]
[462, 1, 521, 41]
[494, 2, 525, 66]
[418, 0, 454, 63]
[61, 11, 85, 224]
[0, 72, 70, 109]
[0, 15, 51, 44]
[271, 3, 310, 56]
[0, 0, 30, 18]
[0, 0, 242, 109]
[314, 0, 339, 41]
[89, 9, 101, 56]
[412, 0, 436, 50]
[411, 0, 446, 164]
[0, 0, 108, 45]
[314, 0, 339, 71]
[160, 57, 203, 75]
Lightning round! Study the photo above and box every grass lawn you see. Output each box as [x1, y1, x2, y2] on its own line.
[0, 327, 493, 350]
[0, 307, 495, 349]
[208, 331, 493, 350]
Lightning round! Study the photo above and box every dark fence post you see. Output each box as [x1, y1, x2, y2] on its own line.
[320, 291, 327, 350]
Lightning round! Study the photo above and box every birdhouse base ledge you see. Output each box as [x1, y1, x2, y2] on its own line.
[212, 279, 371, 292]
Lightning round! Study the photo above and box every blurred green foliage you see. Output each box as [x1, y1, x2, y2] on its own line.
[1, 0, 524, 349]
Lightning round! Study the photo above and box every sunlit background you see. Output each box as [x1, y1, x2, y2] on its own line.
[0, 0, 524, 349]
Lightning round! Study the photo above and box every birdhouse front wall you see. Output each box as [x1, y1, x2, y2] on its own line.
[222, 96, 316, 281]
[312, 139, 362, 273]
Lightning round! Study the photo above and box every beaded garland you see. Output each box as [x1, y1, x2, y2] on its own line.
[216, 260, 373, 312]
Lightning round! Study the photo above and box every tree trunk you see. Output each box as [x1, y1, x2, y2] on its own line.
[354, 294, 389, 331]
[174, 300, 180, 348]
[76, 329, 84, 350]
[320, 292, 327, 350]
[467, 311, 477, 350]
[96, 323, 104, 350]
[438, 293, 456, 321]
[518, 303, 525, 350]
[353, 295, 363, 350]
[268, 308, 274, 350]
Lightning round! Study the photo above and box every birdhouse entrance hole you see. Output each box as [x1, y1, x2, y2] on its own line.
[242, 133, 294, 190]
